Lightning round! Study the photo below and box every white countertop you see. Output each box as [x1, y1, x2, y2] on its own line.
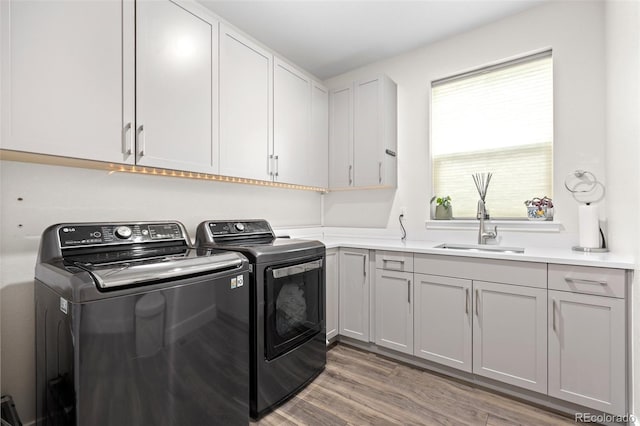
[316, 237, 635, 269]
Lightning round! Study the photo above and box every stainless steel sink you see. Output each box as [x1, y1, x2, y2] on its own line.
[435, 243, 525, 254]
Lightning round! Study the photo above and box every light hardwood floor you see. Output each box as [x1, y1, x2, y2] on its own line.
[255, 344, 576, 426]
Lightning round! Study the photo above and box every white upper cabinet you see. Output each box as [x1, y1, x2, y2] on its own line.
[310, 81, 329, 188]
[329, 85, 354, 188]
[136, 0, 218, 173]
[219, 24, 272, 181]
[273, 58, 311, 184]
[2, 1, 327, 187]
[1, 0, 135, 164]
[329, 75, 397, 189]
[273, 59, 328, 188]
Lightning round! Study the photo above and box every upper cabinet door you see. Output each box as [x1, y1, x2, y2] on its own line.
[329, 86, 353, 188]
[1, 0, 134, 164]
[219, 24, 272, 181]
[353, 77, 382, 187]
[273, 58, 311, 184]
[310, 81, 329, 189]
[136, 0, 218, 174]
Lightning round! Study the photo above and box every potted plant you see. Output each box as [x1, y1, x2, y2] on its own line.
[434, 196, 453, 220]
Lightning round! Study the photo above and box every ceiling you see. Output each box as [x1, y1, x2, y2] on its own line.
[199, 0, 546, 80]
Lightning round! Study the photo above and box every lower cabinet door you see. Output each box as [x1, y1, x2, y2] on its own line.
[414, 274, 472, 372]
[374, 269, 413, 354]
[325, 249, 339, 340]
[473, 281, 547, 393]
[548, 290, 626, 415]
[339, 249, 369, 342]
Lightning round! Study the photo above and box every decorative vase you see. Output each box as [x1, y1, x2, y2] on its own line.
[527, 206, 553, 221]
[435, 205, 452, 220]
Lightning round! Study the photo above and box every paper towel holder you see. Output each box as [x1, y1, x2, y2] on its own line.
[572, 208, 608, 252]
[565, 169, 609, 252]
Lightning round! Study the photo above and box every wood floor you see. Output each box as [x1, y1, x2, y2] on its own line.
[255, 344, 576, 426]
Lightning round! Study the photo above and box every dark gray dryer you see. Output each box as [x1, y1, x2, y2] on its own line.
[195, 219, 326, 419]
[35, 221, 250, 426]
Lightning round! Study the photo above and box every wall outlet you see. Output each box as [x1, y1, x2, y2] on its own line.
[400, 206, 406, 217]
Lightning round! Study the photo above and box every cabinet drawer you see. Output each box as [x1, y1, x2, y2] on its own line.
[548, 264, 626, 299]
[414, 254, 546, 289]
[375, 251, 413, 272]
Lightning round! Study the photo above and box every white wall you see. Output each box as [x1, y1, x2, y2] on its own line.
[324, 0, 606, 249]
[0, 160, 321, 423]
[604, 0, 640, 420]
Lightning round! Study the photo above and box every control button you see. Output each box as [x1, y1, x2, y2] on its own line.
[234, 223, 245, 232]
[114, 226, 133, 239]
[91, 232, 101, 238]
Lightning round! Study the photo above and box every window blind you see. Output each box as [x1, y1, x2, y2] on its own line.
[431, 51, 553, 219]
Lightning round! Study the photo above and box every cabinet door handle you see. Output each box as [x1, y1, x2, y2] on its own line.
[362, 255, 366, 276]
[564, 276, 607, 286]
[407, 280, 411, 304]
[378, 161, 382, 184]
[137, 124, 145, 157]
[268, 154, 273, 176]
[349, 165, 353, 185]
[475, 289, 479, 315]
[382, 259, 404, 270]
[465, 288, 469, 314]
[274, 155, 279, 178]
[552, 299, 557, 332]
[123, 122, 133, 155]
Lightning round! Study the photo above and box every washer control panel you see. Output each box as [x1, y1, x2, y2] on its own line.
[58, 222, 184, 247]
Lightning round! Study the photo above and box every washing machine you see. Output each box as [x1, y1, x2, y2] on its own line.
[35, 221, 250, 425]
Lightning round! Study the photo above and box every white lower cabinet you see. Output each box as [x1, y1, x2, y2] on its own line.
[333, 249, 630, 416]
[374, 269, 413, 354]
[325, 249, 339, 341]
[472, 280, 547, 393]
[414, 274, 472, 372]
[339, 249, 370, 342]
[548, 290, 626, 415]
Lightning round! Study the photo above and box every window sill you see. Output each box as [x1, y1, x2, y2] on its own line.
[425, 219, 563, 233]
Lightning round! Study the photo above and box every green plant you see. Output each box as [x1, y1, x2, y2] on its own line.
[436, 196, 451, 209]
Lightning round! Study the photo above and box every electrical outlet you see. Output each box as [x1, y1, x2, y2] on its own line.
[400, 206, 406, 217]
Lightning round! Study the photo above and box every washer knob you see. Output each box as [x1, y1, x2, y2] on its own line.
[114, 226, 133, 239]
[234, 223, 245, 232]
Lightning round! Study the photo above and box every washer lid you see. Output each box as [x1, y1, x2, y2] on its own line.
[69, 251, 244, 290]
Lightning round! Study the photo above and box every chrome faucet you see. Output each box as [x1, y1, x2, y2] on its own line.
[477, 199, 497, 244]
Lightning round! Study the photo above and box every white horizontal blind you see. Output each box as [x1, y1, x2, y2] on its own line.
[432, 52, 553, 219]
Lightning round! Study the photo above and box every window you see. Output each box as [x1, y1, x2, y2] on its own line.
[431, 51, 553, 219]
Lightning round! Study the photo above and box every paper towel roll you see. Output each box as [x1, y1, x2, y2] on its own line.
[578, 204, 600, 248]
